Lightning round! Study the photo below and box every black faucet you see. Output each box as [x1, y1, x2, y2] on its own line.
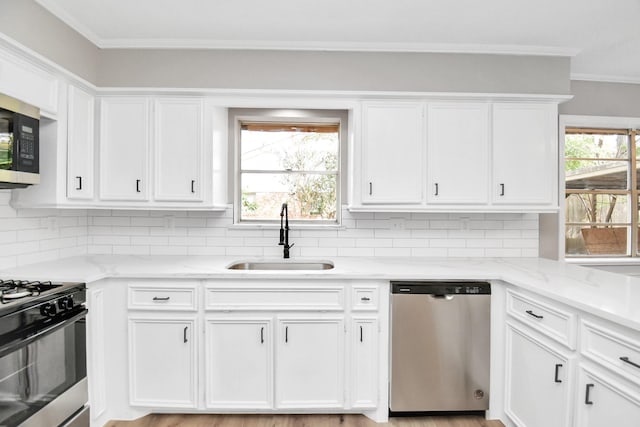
[279, 203, 294, 258]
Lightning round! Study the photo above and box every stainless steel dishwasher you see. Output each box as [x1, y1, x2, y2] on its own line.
[390, 281, 491, 413]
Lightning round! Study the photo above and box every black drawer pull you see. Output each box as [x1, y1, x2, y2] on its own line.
[554, 364, 563, 383]
[526, 310, 544, 319]
[361, 296, 371, 302]
[136, 179, 141, 193]
[620, 356, 640, 369]
[434, 183, 439, 196]
[360, 326, 363, 342]
[152, 296, 170, 301]
[183, 326, 188, 343]
[500, 183, 505, 196]
[76, 176, 82, 190]
[285, 326, 288, 343]
[191, 180, 195, 193]
[585, 383, 594, 405]
[260, 327, 264, 344]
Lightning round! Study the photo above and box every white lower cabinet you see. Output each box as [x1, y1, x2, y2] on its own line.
[128, 317, 197, 408]
[276, 317, 345, 409]
[351, 317, 378, 408]
[575, 365, 640, 427]
[505, 321, 574, 427]
[205, 318, 273, 409]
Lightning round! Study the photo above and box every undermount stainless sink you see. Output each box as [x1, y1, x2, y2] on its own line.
[227, 260, 335, 271]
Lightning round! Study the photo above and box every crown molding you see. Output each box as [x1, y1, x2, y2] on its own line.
[571, 73, 640, 85]
[97, 39, 580, 57]
[35, 0, 103, 47]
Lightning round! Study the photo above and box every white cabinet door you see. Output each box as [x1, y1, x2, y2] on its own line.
[205, 318, 272, 409]
[361, 102, 424, 204]
[67, 85, 95, 200]
[275, 317, 345, 409]
[99, 97, 150, 201]
[351, 317, 378, 408]
[154, 98, 203, 202]
[426, 103, 489, 204]
[492, 103, 558, 205]
[128, 318, 196, 408]
[505, 322, 573, 427]
[575, 365, 640, 427]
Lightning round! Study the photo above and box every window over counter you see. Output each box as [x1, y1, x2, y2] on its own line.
[565, 127, 640, 257]
[231, 109, 346, 226]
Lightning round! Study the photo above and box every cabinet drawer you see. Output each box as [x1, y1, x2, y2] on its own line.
[129, 285, 198, 311]
[506, 289, 577, 349]
[351, 286, 378, 311]
[205, 283, 345, 311]
[582, 319, 640, 385]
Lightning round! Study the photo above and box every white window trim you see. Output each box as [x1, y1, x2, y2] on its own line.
[560, 114, 640, 261]
[232, 111, 345, 226]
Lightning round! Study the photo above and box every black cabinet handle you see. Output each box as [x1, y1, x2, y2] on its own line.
[183, 326, 188, 343]
[260, 327, 264, 344]
[76, 176, 82, 190]
[585, 383, 594, 405]
[191, 180, 195, 193]
[361, 296, 371, 302]
[360, 326, 363, 342]
[554, 364, 563, 383]
[285, 326, 288, 343]
[500, 183, 505, 196]
[526, 310, 544, 319]
[152, 296, 170, 301]
[369, 182, 372, 195]
[620, 356, 640, 369]
[136, 179, 141, 193]
[434, 183, 439, 196]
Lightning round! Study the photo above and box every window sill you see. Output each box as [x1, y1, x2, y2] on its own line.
[566, 257, 640, 266]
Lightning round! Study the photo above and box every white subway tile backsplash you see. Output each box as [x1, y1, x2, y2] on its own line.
[0, 196, 540, 267]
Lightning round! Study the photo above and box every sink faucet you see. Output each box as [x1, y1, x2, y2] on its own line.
[279, 203, 294, 258]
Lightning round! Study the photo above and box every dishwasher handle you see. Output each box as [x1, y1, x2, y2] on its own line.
[430, 294, 455, 300]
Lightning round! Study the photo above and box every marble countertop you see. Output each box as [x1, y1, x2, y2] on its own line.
[2, 255, 640, 331]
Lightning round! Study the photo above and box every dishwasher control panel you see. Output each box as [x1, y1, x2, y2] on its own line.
[391, 281, 491, 295]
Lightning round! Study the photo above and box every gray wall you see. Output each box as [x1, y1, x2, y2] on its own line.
[560, 80, 640, 117]
[0, 0, 99, 82]
[97, 49, 571, 94]
[0, 2, 571, 94]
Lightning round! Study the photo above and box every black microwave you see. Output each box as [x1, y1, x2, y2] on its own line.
[0, 93, 40, 189]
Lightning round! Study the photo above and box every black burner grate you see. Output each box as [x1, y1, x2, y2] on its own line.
[0, 280, 59, 304]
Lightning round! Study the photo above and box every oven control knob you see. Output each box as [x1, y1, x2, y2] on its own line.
[58, 296, 74, 311]
[40, 303, 57, 317]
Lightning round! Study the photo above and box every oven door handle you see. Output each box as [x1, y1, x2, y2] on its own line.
[0, 308, 88, 358]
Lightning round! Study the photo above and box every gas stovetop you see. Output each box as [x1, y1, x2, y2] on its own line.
[0, 279, 86, 317]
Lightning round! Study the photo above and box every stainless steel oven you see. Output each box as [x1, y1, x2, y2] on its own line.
[0, 281, 88, 427]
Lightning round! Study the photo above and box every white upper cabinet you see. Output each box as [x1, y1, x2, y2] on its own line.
[360, 102, 424, 205]
[67, 85, 95, 200]
[99, 97, 150, 201]
[154, 98, 204, 202]
[426, 103, 489, 204]
[492, 102, 558, 206]
[351, 98, 560, 212]
[0, 48, 58, 117]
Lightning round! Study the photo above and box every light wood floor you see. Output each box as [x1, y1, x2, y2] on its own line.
[104, 414, 505, 427]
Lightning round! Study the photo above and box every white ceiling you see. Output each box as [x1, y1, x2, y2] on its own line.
[36, 0, 640, 83]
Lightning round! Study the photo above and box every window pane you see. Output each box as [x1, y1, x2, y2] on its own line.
[566, 225, 629, 256]
[636, 133, 640, 159]
[565, 133, 628, 159]
[241, 173, 337, 221]
[565, 160, 628, 189]
[565, 193, 628, 224]
[241, 124, 339, 172]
